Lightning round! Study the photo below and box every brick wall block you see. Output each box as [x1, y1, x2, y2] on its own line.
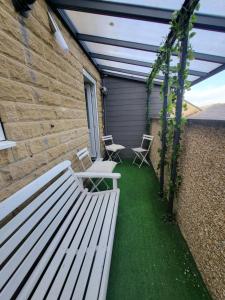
[0, 30, 25, 64]
[9, 151, 48, 180]
[27, 135, 60, 155]
[0, 78, 34, 104]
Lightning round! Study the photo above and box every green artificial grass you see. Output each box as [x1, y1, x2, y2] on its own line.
[106, 161, 211, 300]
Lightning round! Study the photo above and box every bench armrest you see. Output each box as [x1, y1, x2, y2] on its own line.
[74, 172, 121, 189]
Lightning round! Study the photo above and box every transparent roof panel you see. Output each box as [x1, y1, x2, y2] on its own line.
[187, 75, 199, 82]
[170, 57, 221, 72]
[191, 29, 225, 56]
[65, 11, 170, 45]
[102, 0, 225, 17]
[85, 42, 158, 63]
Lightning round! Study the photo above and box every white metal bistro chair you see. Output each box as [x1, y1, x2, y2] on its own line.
[76, 147, 117, 192]
[132, 134, 154, 168]
[102, 135, 125, 163]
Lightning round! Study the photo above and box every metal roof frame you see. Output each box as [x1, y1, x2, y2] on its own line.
[78, 34, 225, 65]
[91, 53, 206, 77]
[103, 71, 146, 83]
[90, 52, 154, 68]
[97, 64, 164, 80]
[192, 63, 225, 85]
[48, 1, 225, 85]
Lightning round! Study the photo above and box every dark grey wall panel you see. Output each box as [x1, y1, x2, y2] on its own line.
[104, 76, 148, 158]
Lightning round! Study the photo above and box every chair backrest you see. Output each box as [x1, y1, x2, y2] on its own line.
[141, 134, 154, 151]
[76, 147, 92, 170]
[102, 135, 113, 146]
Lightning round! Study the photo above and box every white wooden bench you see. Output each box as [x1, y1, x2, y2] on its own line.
[0, 160, 121, 300]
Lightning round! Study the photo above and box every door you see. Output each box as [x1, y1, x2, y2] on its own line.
[83, 71, 100, 158]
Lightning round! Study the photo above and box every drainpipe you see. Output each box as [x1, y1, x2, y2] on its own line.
[101, 75, 107, 135]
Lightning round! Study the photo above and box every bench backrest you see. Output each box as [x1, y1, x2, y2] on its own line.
[0, 160, 84, 299]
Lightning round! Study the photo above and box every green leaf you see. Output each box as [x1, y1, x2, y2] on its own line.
[189, 31, 196, 39]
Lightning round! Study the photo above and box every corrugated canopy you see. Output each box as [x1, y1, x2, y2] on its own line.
[48, 0, 225, 85]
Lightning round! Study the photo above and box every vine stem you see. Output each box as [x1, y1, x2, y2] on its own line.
[168, 27, 189, 215]
[159, 50, 171, 198]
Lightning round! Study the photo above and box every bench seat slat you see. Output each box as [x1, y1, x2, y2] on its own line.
[72, 192, 115, 300]
[1, 185, 85, 300]
[98, 191, 120, 300]
[0, 170, 71, 245]
[15, 190, 88, 300]
[1, 179, 80, 291]
[86, 191, 119, 300]
[31, 194, 98, 299]
[47, 194, 105, 299]
[59, 193, 110, 300]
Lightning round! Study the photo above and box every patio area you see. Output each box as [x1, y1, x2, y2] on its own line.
[107, 161, 211, 300]
[0, 0, 224, 299]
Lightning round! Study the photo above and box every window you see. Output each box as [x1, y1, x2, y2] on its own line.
[0, 121, 6, 141]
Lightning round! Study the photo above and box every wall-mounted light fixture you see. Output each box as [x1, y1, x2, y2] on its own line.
[48, 8, 69, 53]
[12, 0, 36, 17]
[101, 86, 108, 96]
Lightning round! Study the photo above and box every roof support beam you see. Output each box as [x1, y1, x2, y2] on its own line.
[91, 53, 153, 68]
[78, 34, 225, 65]
[91, 52, 206, 77]
[47, 0, 225, 32]
[98, 64, 165, 80]
[103, 71, 147, 83]
[191, 64, 225, 86]
[98, 64, 149, 78]
[78, 34, 159, 52]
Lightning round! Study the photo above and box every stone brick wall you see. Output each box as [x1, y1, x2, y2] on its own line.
[149, 119, 160, 176]
[150, 118, 225, 300]
[0, 0, 104, 201]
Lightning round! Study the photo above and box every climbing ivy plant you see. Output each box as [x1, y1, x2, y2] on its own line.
[147, 2, 200, 202]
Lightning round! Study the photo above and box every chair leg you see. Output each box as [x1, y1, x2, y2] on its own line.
[138, 152, 150, 168]
[133, 152, 142, 167]
[132, 151, 150, 168]
[132, 153, 138, 165]
[89, 178, 100, 192]
[102, 179, 110, 190]
[109, 150, 122, 163]
[90, 177, 110, 192]
[143, 156, 150, 166]
[106, 150, 113, 161]
[138, 154, 145, 168]
[114, 151, 122, 163]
